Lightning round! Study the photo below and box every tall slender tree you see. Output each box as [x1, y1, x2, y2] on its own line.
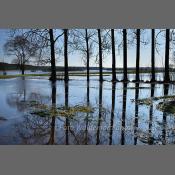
[69, 29, 95, 82]
[49, 29, 57, 82]
[135, 29, 140, 81]
[164, 29, 170, 82]
[123, 29, 128, 81]
[97, 29, 103, 82]
[111, 29, 117, 81]
[64, 29, 69, 82]
[151, 29, 156, 82]
[85, 29, 90, 81]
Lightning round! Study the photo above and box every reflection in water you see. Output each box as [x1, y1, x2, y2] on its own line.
[2, 77, 175, 145]
[65, 81, 69, 145]
[47, 82, 56, 145]
[6, 78, 27, 111]
[162, 84, 169, 145]
[134, 83, 139, 145]
[109, 82, 116, 145]
[148, 84, 155, 145]
[96, 82, 103, 145]
[14, 114, 51, 144]
[85, 81, 90, 145]
[121, 83, 127, 145]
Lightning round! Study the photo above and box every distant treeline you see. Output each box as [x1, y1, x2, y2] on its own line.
[0, 62, 174, 72]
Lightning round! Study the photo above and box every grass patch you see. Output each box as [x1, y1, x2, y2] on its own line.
[30, 104, 94, 118]
[157, 101, 175, 114]
[131, 95, 175, 106]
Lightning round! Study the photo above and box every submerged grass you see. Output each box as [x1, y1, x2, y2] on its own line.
[0, 72, 111, 79]
[30, 104, 95, 118]
[157, 101, 175, 114]
[131, 95, 175, 106]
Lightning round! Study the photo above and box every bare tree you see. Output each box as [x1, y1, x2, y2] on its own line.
[135, 29, 140, 81]
[151, 29, 156, 82]
[49, 29, 57, 82]
[70, 29, 96, 81]
[64, 29, 69, 81]
[97, 29, 103, 82]
[111, 29, 117, 82]
[85, 29, 90, 82]
[123, 29, 128, 81]
[164, 29, 170, 82]
[19, 29, 64, 81]
[4, 35, 39, 75]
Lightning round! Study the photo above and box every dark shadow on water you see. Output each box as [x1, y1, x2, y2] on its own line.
[96, 82, 103, 145]
[134, 83, 139, 145]
[121, 83, 127, 145]
[148, 84, 155, 145]
[109, 82, 116, 145]
[162, 84, 169, 145]
[47, 81, 56, 145]
[85, 81, 90, 145]
[65, 81, 70, 145]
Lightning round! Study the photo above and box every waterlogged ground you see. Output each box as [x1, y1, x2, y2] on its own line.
[0, 75, 175, 145]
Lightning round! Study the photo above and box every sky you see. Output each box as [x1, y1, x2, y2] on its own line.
[0, 29, 173, 68]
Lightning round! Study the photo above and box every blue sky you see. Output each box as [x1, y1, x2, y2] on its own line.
[0, 29, 171, 68]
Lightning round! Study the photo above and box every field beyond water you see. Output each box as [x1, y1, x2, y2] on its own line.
[0, 72, 175, 145]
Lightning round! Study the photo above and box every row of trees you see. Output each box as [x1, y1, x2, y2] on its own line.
[3, 29, 173, 83]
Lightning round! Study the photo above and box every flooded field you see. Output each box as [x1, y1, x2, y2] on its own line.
[0, 74, 175, 145]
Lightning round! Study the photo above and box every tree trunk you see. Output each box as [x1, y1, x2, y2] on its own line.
[151, 29, 155, 82]
[111, 29, 117, 82]
[21, 64, 25, 75]
[85, 29, 90, 82]
[49, 29, 56, 82]
[64, 29, 69, 82]
[97, 29, 103, 82]
[135, 29, 140, 81]
[164, 29, 170, 82]
[123, 29, 128, 81]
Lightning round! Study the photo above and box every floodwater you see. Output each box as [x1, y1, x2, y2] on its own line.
[0, 70, 47, 75]
[0, 74, 175, 145]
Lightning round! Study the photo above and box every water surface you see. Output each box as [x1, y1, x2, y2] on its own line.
[0, 75, 175, 145]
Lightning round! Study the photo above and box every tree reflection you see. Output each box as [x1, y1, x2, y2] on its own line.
[47, 81, 57, 145]
[121, 83, 127, 145]
[6, 78, 27, 111]
[162, 84, 169, 145]
[134, 83, 139, 145]
[96, 82, 103, 145]
[65, 81, 69, 145]
[85, 81, 90, 144]
[109, 82, 116, 145]
[148, 84, 155, 145]
[13, 80, 54, 144]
